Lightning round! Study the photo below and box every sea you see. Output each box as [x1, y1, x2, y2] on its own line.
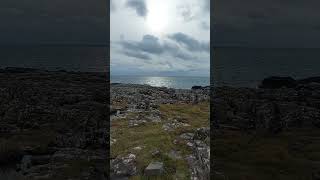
[0, 46, 108, 72]
[213, 47, 320, 88]
[110, 76, 210, 89]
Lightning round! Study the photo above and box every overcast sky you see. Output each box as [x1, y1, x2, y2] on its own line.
[213, 0, 320, 48]
[111, 0, 210, 77]
[0, 0, 107, 44]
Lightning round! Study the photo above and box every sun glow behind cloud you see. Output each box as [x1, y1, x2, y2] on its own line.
[146, 0, 170, 34]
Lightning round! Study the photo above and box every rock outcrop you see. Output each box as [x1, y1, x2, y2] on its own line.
[0, 70, 108, 179]
[214, 76, 320, 132]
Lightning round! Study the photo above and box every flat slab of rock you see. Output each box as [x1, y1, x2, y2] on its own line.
[144, 162, 164, 176]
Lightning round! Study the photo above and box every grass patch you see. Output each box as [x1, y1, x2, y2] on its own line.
[159, 101, 209, 128]
[111, 102, 209, 178]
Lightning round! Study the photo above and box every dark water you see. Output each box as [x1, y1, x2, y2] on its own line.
[213, 48, 320, 87]
[0, 46, 108, 72]
[111, 75, 209, 89]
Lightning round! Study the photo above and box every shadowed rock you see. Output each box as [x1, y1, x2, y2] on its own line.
[259, 76, 297, 89]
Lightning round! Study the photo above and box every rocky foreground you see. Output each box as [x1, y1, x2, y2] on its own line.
[213, 76, 320, 179]
[0, 69, 108, 179]
[110, 84, 210, 179]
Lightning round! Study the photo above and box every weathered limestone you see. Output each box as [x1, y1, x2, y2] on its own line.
[144, 162, 164, 176]
[0, 70, 108, 180]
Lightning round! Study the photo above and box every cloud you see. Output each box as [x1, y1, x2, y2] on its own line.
[126, 0, 147, 17]
[172, 51, 195, 60]
[121, 35, 163, 54]
[200, 21, 210, 30]
[123, 51, 151, 60]
[119, 34, 202, 61]
[168, 32, 209, 52]
[177, 5, 195, 22]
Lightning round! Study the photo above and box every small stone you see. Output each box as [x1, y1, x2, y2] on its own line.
[180, 133, 194, 140]
[173, 139, 178, 145]
[145, 162, 164, 176]
[151, 150, 160, 157]
[133, 146, 142, 151]
[187, 142, 194, 147]
[110, 138, 117, 145]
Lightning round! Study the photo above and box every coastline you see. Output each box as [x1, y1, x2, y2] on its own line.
[111, 75, 210, 90]
[213, 76, 320, 179]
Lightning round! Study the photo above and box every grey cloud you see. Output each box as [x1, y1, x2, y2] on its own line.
[177, 5, 195, 22]
[123, 51, 151, 60]
[161, 61, 172, 67]
[162, 42, 195, 60]
[168, 32, 210, 52]
[121, 35, 163, 54]
[172, 51, 195, 60]
[126, 0, 147, 17]
[119, 34, 199, 61]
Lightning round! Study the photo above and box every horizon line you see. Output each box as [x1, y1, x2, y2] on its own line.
[111, 74, 210, 78]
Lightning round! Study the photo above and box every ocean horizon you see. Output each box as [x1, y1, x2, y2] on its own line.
[111, 75, 210, 89]
[213, 47, 320, 87]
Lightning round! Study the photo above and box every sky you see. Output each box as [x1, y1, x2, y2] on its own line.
[110, 0, 210, 77]
[213, 0, 320, 48]
[0, 0, 107, 45]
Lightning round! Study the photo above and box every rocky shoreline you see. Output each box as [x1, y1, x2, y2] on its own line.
[0, 69, 108, 179]
[213, 76, 320, 132]
[213, 76, 320, 179]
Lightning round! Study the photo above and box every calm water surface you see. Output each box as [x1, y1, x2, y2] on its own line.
[0, 46, 108, 72]
[111, 76, 209, 89]
[213, 48, 320, 87]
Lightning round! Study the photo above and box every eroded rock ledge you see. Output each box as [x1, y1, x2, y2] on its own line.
[0, 70, 108, 179]
[213, 76, 320, 132]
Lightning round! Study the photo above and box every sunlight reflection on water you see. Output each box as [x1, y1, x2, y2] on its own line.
[111, 76, 209, 89]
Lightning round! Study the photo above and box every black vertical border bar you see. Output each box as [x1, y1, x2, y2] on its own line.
[106, 0, 110, 179]
[210, 0, 214, 179]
